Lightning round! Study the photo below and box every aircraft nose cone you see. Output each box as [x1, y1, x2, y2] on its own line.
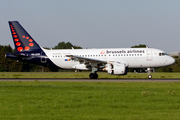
[169, 57, 175, 65]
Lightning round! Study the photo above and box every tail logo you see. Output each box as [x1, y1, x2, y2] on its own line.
[22, 36, 34, 47]
[16, 42, 21, 46]
[10, 25, 34, 52]
[17, 47, 23, 51]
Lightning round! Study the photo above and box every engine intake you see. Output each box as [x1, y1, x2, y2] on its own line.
[105, 63, 127, 75]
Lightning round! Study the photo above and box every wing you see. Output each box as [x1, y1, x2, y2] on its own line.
[67, 55, 106, 63]
[66, 55, 107, 69]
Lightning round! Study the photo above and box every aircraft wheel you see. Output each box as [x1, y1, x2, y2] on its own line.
[89, 73, 98, 79]
[94, 73, 98, 79]
[148, 75, 152, 79]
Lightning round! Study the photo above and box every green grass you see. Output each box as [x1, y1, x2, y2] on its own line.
[0, 72, 180, 79]
[0, 81, 180, 120]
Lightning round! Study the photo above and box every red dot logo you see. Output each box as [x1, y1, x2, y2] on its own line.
[29, 43, 34, 47]
[14, 38, 19, 42]
[17, 47, 23, 51]
[25, 46, 30, 50]
[29, 39, 33, 42]
[13, 35, 17, 38]
[16, 42, 21, 46]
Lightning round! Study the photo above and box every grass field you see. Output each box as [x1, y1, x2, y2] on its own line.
[0, 81, 180, 120]
[0, 72, 180, 119]
[0, 72, 180, 79]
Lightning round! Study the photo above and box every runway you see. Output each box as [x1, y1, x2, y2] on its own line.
[0, 78, 180, 82]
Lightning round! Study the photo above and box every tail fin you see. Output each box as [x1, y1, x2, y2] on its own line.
[9, 21, 42, 52]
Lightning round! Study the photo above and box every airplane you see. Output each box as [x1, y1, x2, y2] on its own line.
[5, 21, 175, 79]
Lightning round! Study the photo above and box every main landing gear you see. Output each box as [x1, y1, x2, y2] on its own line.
[89, 65, 98, 79]
[89, 72, 98, 79]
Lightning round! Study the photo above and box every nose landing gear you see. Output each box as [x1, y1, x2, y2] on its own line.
[147, 68, 152, 79]
[148, 74, 152, 79]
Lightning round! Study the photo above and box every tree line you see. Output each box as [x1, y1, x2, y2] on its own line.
[0, 43, 179, 72]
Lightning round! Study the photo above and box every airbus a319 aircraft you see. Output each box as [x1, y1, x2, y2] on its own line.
[6, 21, 175, 79]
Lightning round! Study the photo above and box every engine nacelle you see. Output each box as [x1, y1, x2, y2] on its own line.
[105, 63, 127, 75]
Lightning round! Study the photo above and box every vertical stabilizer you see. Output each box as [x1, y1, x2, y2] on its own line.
[9, 21, 42, 52]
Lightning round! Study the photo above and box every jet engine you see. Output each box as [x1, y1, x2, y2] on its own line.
[105, 63, 127, 75]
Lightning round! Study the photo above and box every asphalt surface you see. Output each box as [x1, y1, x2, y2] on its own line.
[0, 78, 180, 82]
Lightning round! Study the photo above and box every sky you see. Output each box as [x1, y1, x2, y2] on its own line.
[1, 0, 180, 53]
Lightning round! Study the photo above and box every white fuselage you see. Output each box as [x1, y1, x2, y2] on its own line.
[42, 47, 175, 70]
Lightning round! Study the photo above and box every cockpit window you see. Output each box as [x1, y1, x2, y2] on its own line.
[159, 53, 168, 56]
